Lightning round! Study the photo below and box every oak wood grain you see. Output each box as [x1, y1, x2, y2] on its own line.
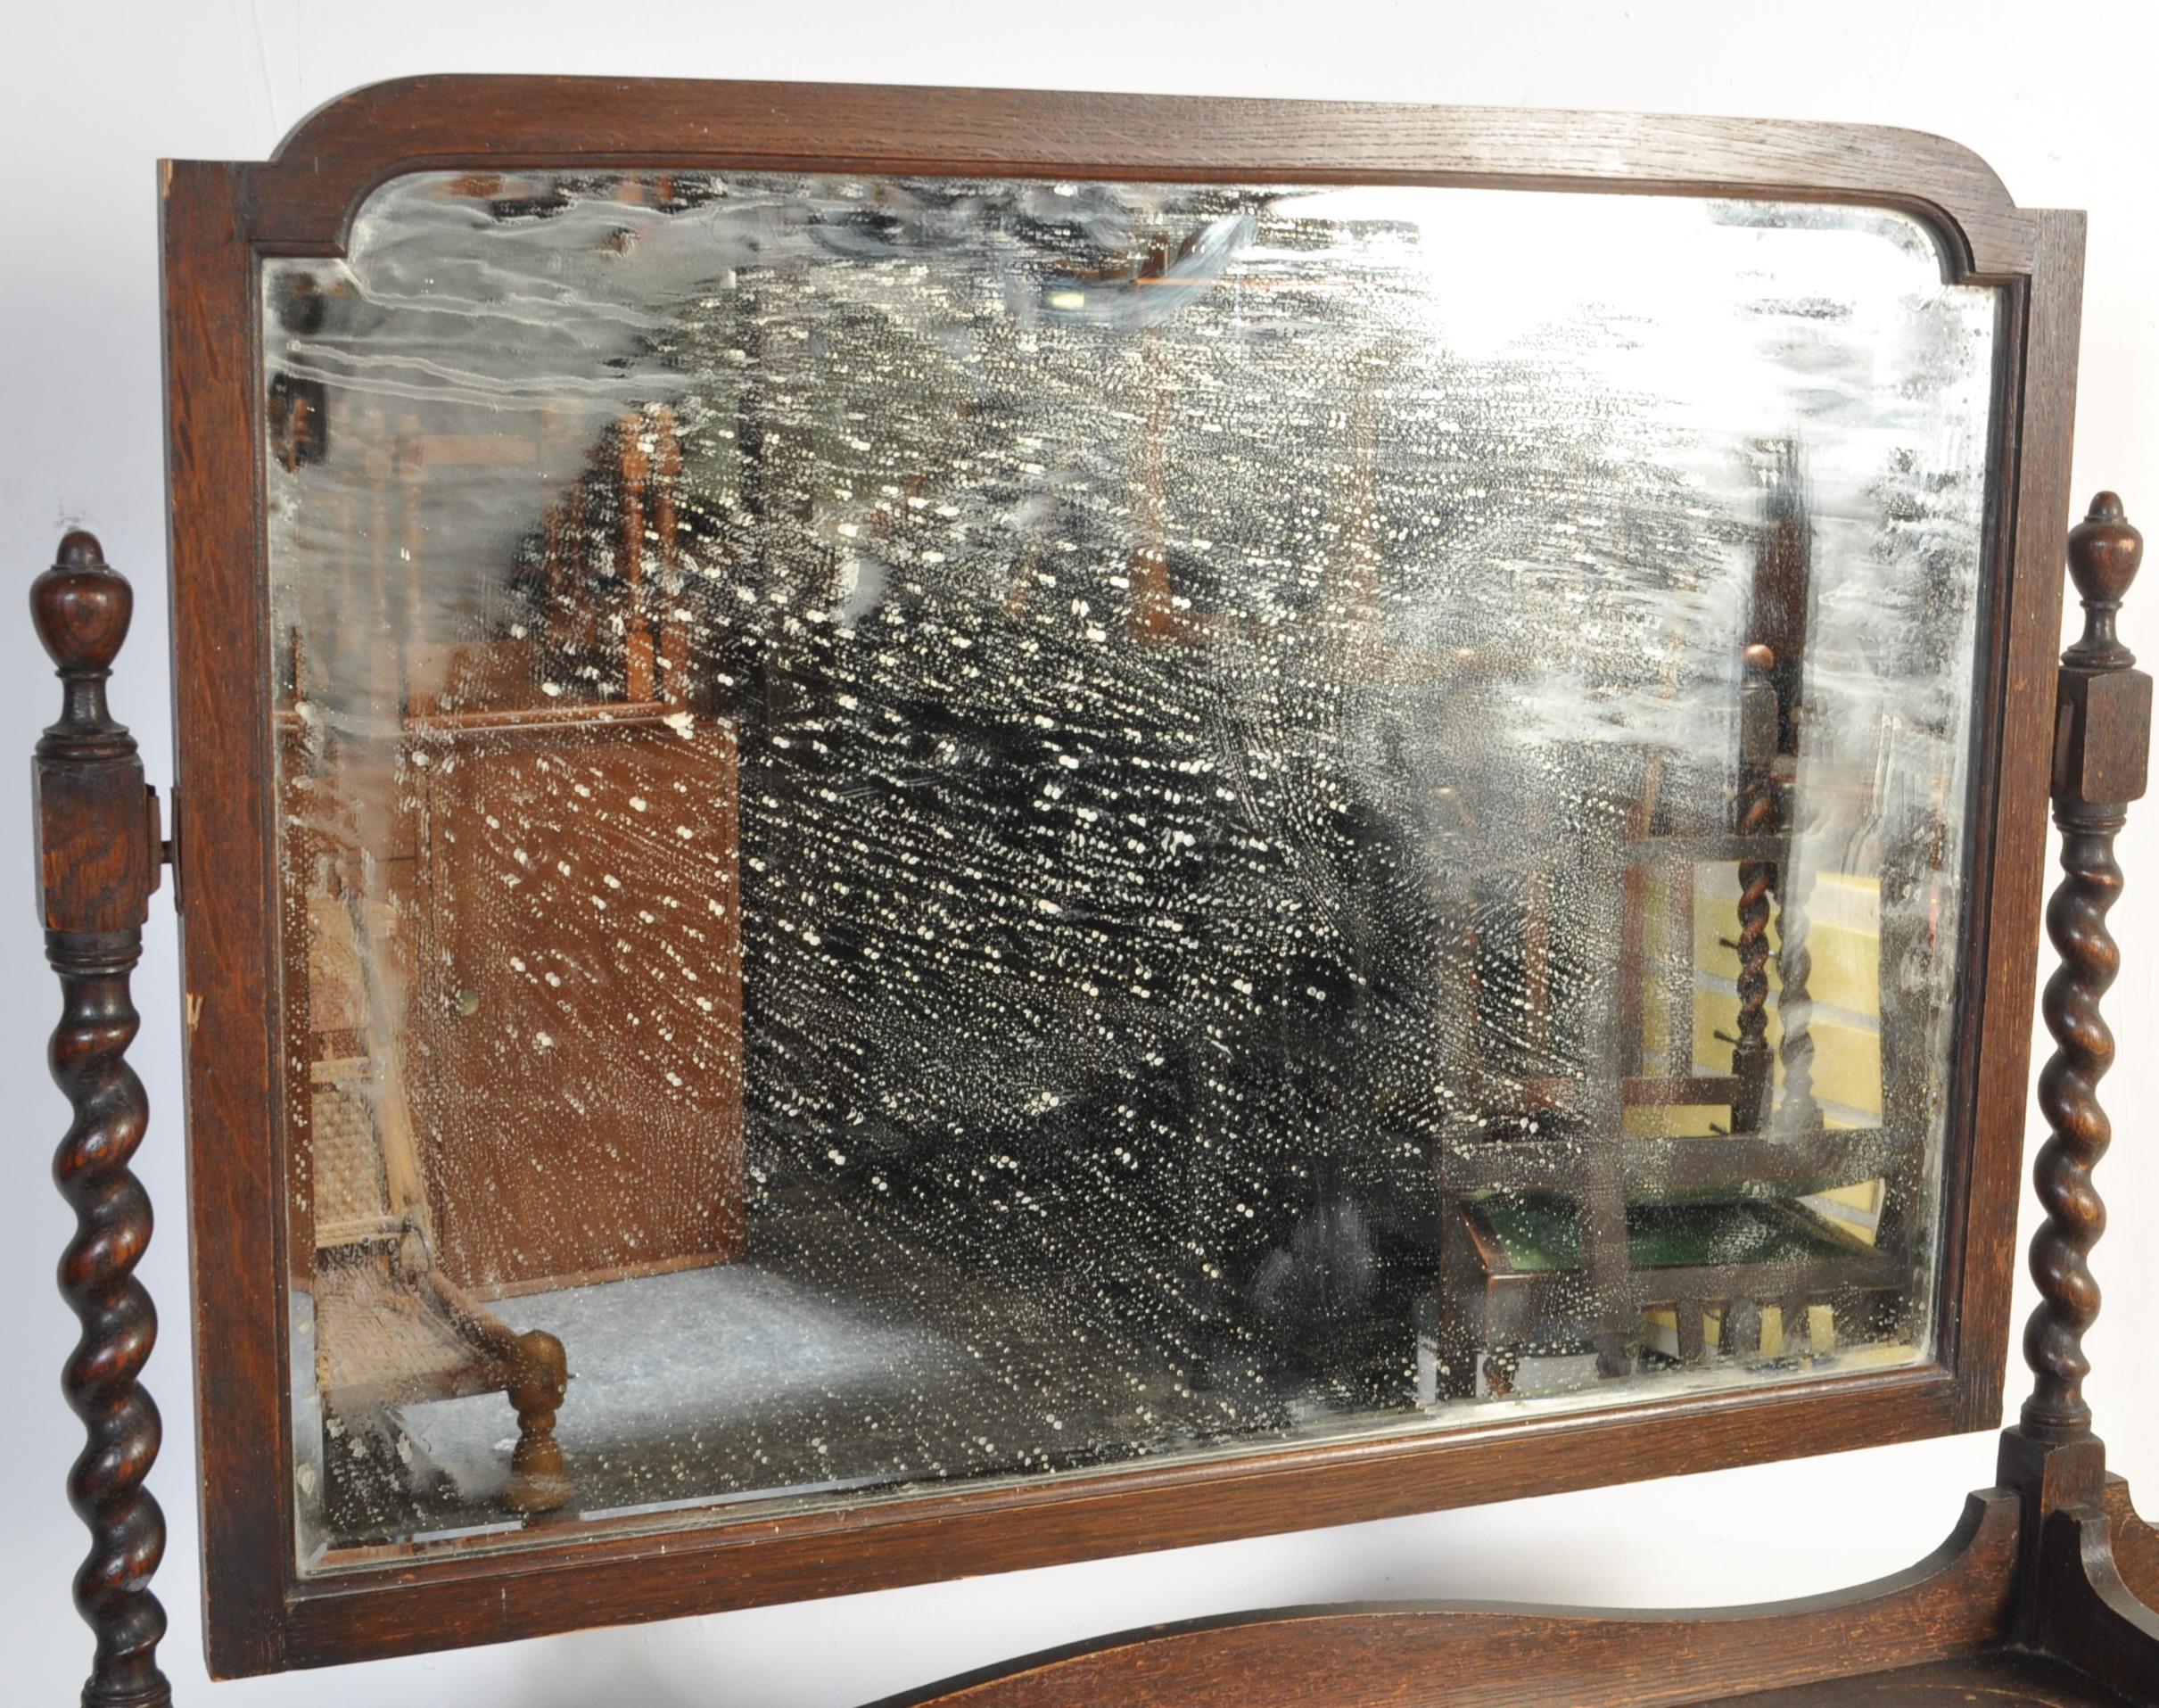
[872, 1493, 2023, 1707]
[247, 78, 2040, 279]
[155, 78, 2089, 1678]
[35, 532, 173, 1707]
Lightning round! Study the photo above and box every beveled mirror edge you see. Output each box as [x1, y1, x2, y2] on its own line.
[156, 83, 2082, 1678]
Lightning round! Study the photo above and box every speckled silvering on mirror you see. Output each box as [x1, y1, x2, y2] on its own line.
[261, 169, 1998, 1570]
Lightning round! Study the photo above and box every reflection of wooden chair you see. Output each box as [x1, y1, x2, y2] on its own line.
[282, 705, 571, 1514]
[303, 887, 571, 1513]
[1434, 645, 1913, 1398]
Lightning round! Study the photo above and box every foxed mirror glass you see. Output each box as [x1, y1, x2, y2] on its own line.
[262, 170, 1998, 1569]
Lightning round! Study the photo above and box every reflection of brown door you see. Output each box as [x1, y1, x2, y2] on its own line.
[407, 705, 745, 1295]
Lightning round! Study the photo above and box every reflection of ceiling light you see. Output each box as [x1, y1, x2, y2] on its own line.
[1046, 290, 1086, 311]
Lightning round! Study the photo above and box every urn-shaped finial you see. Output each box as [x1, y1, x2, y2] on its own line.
[32, 531, 133, 681]
[2065, 492, 2141, 669]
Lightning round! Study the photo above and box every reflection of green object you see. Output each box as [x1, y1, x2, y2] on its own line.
[1477, 1192, 1852, 1274]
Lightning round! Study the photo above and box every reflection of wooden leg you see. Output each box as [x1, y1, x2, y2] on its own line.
[1724, 1299, 1760, 1359]
[1592, 1325, 1633, 1381]
[503, 1329, 570, 1514]
[1431, 1210, 1479, 1402]
[1673, 1297, 1707, 1366]
[1779, 1293, 1812, 1358]
[1774, 870, 1819, 1129]
[1430, 1326, 1476, 1401]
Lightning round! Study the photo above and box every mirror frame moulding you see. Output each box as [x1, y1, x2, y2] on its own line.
[158, 75, 2083, 1677]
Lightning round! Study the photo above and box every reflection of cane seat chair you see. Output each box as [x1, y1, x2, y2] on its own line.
[284, 392, 746, 1513]
[291, 784, 570, 1514]
[1434, 645, 1920, 1396]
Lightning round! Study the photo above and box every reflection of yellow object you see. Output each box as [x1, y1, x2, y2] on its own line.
[1686, 867, 1883, 1092]
[1683, 1008, 1883, 1122]
[1631, 869, 1886, 1123]
[1696, 869, 1889, 1238]
[1631, 865, 1889, 1361]
[1642, 1301, 1838, 1360]
[1682, 865, 1885, 1123]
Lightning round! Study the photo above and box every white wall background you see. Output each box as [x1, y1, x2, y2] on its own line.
[4, 3, 2156, 1702]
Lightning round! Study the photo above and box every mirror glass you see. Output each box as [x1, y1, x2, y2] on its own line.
[262, 171, 1999, 1568]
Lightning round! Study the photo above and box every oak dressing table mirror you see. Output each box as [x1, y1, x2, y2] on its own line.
[30, 76, 2159, 1704]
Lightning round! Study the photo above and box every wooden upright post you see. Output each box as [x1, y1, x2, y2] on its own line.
[1997, 491, 2159, 1687]
[31, 531, 172, 1708]
[1728, 641, 1779, 1134]
[2021, 492, 2149, 1448]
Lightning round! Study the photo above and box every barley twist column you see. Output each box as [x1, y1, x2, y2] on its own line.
[2022, 492, 2149, 1444]
[33, 532, 171, 1708]
[1730, 641, 1779, 1132]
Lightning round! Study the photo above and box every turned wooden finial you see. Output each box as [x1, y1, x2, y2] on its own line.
[502, 1329, 572, 1514]
[1739, 643, 1776, 763]
[2064, 491, 2142, 670]
[34, 532, 134, 736]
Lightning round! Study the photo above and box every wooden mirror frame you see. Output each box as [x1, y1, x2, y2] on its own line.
[127, 78, 2086, 1681]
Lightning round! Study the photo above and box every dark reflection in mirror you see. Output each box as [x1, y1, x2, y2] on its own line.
[264, 173, 1997, 1567]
